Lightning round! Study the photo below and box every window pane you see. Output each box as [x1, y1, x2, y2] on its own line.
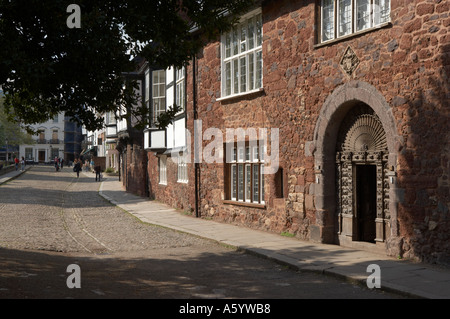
[245, 164, 251, 201]
[322, 0, 335, 41]
[256, 14, 262, 47]
[160, 157, 167, 184]
[233, 59, 239, 94]
[152, 70, 166, 124]
[248, 18, 255, 50]
[181, 84, 185, 111]
[178, 156, 188, 183]
[231, 165, 237, 199]
[256, 50, 262, 89]
[238, 147, 244, 162]
[249, 52, 254, 90]
[260, 145, 265, 162]
[225, 32, 231, 58]
[374, 0, 390, 25]
[253, 164, 259, 202]
[252, 146, 259, 162]
[240, 56, 247, 92]
[240, 24, 247, 52]
[238, 164, 244, 201]
[153, 82, 159, 97]
[233, 28, 239, 55]
[261, 164, 265, 203]
[339, 0, 352, 37]
[176, 81, 185, 111]
[356, 0, 371, 31]
[225, 62, 231, 96]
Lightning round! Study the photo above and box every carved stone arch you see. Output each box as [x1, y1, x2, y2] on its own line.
[337, 105, 387, 153]
[310, 81, 403, 255]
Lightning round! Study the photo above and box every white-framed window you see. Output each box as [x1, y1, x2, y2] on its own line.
[221, 8, 263, 98]
[152, 70, 166, 125]
[159, 156, 167, 185]
[177, 155, 188, 183]
[25, 148, 33, 160]
[106, 111, 116, 125]
[175, 67, 185, 113]
[228, 142, 265, 204]
[320, 0, 390, 43]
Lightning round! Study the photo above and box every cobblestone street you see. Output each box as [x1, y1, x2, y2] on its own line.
[0, 166, 405, 299]
[0, 165, 209, 254]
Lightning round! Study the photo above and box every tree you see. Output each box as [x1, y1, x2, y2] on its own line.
[0, 0, 254, 132]
[0, 96, 35, 149]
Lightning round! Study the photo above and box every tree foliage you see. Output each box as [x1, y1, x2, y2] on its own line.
[0, 97, 35, 147]
[0, 0, 255, 131]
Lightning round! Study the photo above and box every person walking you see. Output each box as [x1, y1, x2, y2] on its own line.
[94, 165, 102, 182]
[21, 156, 25, 171]
[73, 159, 81, 178]
[14, 157, 19, 171]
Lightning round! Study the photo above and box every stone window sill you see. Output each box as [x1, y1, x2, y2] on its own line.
[222, 200, 266, 209]
[217, 88, 265, 102]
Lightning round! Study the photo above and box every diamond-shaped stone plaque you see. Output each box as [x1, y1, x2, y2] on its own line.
[340, 46, 360, 76]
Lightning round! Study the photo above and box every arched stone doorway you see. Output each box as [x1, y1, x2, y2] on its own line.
[336, 104, 390, 245]
[310, 81, 403, 255]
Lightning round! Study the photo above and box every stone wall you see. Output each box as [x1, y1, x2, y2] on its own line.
[121, 143, 148, 198]
[147, 152, 194, 213]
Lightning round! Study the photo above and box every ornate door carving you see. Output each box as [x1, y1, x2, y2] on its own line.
[336, 105, 390, 243]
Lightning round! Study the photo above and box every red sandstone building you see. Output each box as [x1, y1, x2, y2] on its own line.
[117, 0, 450, 266]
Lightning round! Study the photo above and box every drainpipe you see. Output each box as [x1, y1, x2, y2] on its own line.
[193, 55, 200, 218]
[118, 152, 121, 182]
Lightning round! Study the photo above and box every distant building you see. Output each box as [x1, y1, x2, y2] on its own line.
[81, 111, 118, 171]
[19, 113, 82, 164]
[20, 113, 65, 163]
[64, 115, 84, 163]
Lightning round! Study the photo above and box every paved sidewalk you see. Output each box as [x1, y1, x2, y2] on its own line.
[0, 166, 31, 185]
[96, 175, 450, 299]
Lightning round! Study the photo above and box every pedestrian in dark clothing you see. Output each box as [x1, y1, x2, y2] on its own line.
[94, 165, 102, 182]
[73, 159, 81, 178]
